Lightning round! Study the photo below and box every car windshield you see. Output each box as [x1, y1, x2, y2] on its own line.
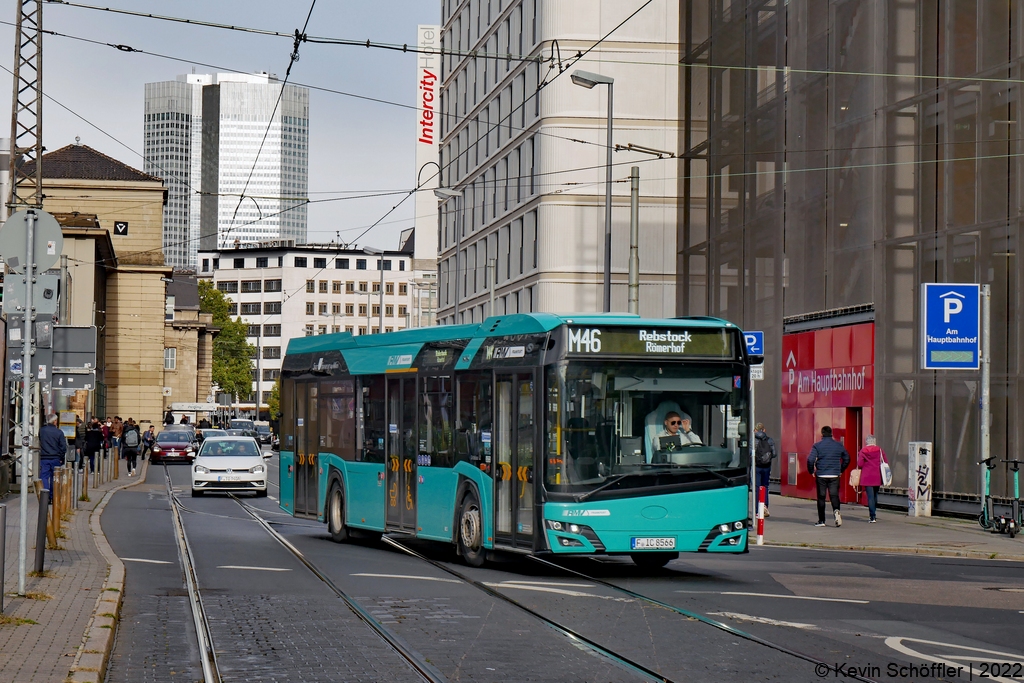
[200, 440, 260, 457]
[202, 429, 227, 437]
[256, 426, 270, 434]
[225, 429, 246, 436]
[544, 361, 750, 494]
[230, 420, 254, 431]
[157, 432, 190, 443]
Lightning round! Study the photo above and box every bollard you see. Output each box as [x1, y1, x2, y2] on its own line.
[756, 485, 766, 546]
[34, 489, 49, 573]
[0, 504, 6, 612]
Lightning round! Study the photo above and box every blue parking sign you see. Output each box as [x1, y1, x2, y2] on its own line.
[921, 283, 980, 370]
[744, 331, 764, 356]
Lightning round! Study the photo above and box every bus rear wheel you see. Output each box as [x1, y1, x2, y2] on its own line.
[630, 552, 677, 569]
[457, 491, 486, 567]
[327, 482, 349, 543]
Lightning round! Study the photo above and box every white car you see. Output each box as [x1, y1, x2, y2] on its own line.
[191, 437, 268, 497]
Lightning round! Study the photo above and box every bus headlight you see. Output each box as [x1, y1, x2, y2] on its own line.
[720, 524, 731, 534]
[734, 521, 745, 530]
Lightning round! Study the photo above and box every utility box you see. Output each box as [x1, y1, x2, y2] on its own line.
[908, 441, 933, 517]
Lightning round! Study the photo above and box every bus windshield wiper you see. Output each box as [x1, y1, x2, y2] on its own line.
[575, 473, 650, 502]
[674, 464, 734, 486]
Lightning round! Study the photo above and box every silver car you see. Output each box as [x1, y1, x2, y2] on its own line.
[191, 437, 268, 497]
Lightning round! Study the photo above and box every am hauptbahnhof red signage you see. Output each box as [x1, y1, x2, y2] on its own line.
[780, 323, 875, 503]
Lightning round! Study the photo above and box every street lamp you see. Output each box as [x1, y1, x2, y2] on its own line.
[571, 69, 615, 313]
[363, 247, 384, 333]
[434, 187, 463, 324]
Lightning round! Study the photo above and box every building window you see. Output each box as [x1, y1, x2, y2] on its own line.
[277, 257, 283, 267]
[306, 280, 315, 293]
[382, 259, 392, 271]
[294, 257, 308, 268]
[345, 325, 354, 333]
[385, 327, 394, 333]
[165, 295, 175, 321]
[345, 304, 354, 315]
[263, 346, 281, 359]
[319, 280, 328, 293]
[233, 258, 245, 268]
[164, 347, 177, 370]
[247, 324, 261, 336]
[306, 302, 315, 315]
[202, 258, 210, 272]
[217, 281, 239, 293]
[358, 326, 366, 335]
[263, 369, 281, 381]
[372, 305, 381, 317]
[356, 259, 367, 270]
[331, 325, 341, 334]
[398, 305, 407, 317]
[314, 257, 327, 269]
[385, 283, 395, 295]
[336, 258, 349, 269]
[256, 257, 268, 268]
[385, 305, 394, 317]
[250, 369, 259, 381]
[264, 302, 282, 314]
[332, 302, 341, 315]
[319, 302, 328, 315]
[265, 279, 282, 292]
[399, 283, 408, 296]
[359, 304, 367, 316]
[318, 325, 327, 335]
[372, 282, 381, 293]
[304, 324, 314, 336]
[263, 324, 281, 336]
[332, 281, 342, 293]
[345, 281, 355, 293]
[241, 280, 262, 293]
[212, 258, 219, 269]
[241, 303, 261, 315]
[359, 281, 368, 292]
[227, 303, 238, 316]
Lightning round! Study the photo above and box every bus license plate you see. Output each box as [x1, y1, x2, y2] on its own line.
[631, 537, 675, 550]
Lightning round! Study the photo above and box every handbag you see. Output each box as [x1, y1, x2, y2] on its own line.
[880, 459, 893, 487]
[848, 468, 861, 488]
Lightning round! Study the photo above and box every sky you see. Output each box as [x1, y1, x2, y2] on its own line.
[1, 0, 439, 251]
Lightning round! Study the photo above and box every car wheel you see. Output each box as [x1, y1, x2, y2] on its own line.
[457, 490, 486, 567]
[326, 482, 349, 543]
[191, 489, 203, 497]
[630, 552, 677, 569]
[255, 488, 268, 498]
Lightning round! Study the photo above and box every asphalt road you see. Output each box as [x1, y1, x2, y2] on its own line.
[100, 450, 1024, 682]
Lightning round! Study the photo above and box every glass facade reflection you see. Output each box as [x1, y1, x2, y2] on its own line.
[682, 1, 1021, 506]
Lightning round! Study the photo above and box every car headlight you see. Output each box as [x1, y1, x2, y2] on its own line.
[194, 465, 209, 474]
[249, 464, 265, 474]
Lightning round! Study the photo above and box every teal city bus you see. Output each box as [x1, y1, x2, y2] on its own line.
[278, 313, 754, 567]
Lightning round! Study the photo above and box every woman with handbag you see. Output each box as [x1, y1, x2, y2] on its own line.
[856, 435, 890, 523]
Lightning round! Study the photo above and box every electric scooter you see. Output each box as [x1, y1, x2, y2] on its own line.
[979, 456, 997, 531]
[994, 459, 1023, 539]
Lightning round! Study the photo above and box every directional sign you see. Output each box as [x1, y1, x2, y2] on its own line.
[744, 331, 764, 356]
[920, 283, 980, 370]
[114, 221, 129, 236]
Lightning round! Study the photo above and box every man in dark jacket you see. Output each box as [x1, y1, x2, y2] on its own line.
[39, 414, 68, 496]
[806, 425, 850, 527]
[753, 423, 776, 516]
[85, 418, 104, 473]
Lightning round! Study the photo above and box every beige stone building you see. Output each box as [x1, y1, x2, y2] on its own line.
[162, 274, 215, 411]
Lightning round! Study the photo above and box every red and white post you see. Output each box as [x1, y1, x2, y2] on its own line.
[756, 485, 766, 546]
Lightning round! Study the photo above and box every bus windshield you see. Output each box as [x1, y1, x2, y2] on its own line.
[544, 361, 750, 494]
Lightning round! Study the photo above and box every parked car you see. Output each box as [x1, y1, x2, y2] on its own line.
[151, 429, 199, 464]
[191, 437, 268, 497]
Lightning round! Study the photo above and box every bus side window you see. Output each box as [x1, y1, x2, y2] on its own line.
[457, 373, 492, 467]
[420, 376, 453, 468]
[281, 379, 294, 450]
[361, 377, 386, 463]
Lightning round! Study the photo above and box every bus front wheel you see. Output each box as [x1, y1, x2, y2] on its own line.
[457, 492, 486, 567]
[630, 552, 677, 569]
[327, 482, 349, 543]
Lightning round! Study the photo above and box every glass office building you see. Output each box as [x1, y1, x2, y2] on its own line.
[682, 0, 1022, 508]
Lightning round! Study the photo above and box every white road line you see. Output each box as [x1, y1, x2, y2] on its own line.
[486, 582, 632, 602]
[121, 557, 173, 564]
[495, 580, 595, 588]
[217, 565, 292, 572]
[351, 573, 460, 584]
[675, 590, 869, 604]
[708, 611, 818, 630]
[269, 496, 277, 501]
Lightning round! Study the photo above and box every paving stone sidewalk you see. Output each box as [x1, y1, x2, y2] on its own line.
[760, 492, 1024, 561]
[0, 461, 145, 683]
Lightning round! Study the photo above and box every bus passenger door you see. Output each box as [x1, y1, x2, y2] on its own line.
[386, 377, 417, 532]
[494, 373, 535, 548]
[295, 382, 319, 517]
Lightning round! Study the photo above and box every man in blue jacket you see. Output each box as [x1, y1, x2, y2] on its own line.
[806, 425, 850, 527]
[39, 414, 68, 498]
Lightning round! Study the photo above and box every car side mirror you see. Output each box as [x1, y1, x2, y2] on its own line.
[263, 452, 272, 460]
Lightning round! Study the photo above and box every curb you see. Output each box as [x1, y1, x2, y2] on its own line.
[67, 460, 150, 683]
[764, 540, 1024, 563]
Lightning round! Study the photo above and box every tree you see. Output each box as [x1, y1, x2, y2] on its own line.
[266, 376, 281, 419]
[198, 280, 255, 401]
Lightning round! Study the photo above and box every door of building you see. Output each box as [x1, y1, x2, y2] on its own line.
[385, 377, 417, 532]
[494, 373, 535, 548]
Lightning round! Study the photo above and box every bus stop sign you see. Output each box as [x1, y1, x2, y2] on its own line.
[920, 283, 980, 370]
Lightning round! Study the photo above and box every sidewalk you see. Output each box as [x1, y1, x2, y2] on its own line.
[760, 493, 1024, 561]
[0, 460, 147, 683]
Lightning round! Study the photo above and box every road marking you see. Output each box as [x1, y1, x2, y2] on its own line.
[487, 581, 631, 602]
[121, 557, 173, 564]
[269, 495, 277, 501]
[493, 580, 595, 588]
[217, 565, 292, 572]
[885, 637, 1024, 683]
[708, 611, 817, 630]
[351, 573, 460, 584]
[675, 590, 868, 604]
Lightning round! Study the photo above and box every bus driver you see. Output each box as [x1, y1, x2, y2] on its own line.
[658, 411, 703, 448]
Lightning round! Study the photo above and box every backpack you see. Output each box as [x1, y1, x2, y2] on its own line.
[124, 428, 139, 448]
[755, 434, 774, 467]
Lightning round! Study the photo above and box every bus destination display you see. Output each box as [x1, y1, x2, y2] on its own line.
[566, 326, 734, 358]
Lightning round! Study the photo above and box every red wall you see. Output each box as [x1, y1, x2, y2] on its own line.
[780, 323, 875, 502]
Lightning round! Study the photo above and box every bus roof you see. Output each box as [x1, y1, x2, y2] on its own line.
[285, 312, 739, 358]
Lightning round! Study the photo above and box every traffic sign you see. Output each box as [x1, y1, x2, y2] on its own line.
[744, 331, 764, 356]
[0, 209, 64, 272]
[750, 364, 764, 381]
[920, 283, 980, 369]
